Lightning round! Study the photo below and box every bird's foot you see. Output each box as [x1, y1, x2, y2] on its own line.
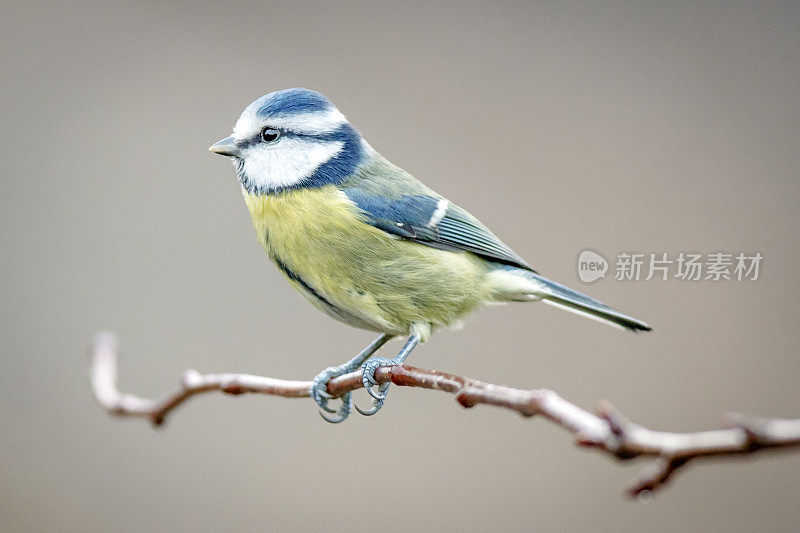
[310, 333, 395, 423]
[355, 357, 401, 416]
[310, 365, 353, 423]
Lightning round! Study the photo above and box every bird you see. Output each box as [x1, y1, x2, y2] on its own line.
[209, 88, 651, 423]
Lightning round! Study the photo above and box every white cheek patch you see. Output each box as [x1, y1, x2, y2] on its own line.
[233, 108, 347, 139]
[242, 138, 344, 190]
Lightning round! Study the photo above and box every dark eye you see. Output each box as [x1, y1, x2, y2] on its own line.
[260, 127, 281, 143]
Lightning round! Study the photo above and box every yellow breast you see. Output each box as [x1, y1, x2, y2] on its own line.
[242, 185, 490, 336]
[243, 185, 359, 258]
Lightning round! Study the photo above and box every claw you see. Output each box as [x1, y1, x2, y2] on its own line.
[365, 385, 387, 401]
[313, 383, 349, 419]
[310, 369, 341, 413]
[319, 410, 348, 423]
[311, 382, 337, 413]
[319, 392, 352, 423]
[355, 401, 382, 416]
[358, 357, 396, 413]
[317, 400, 338, 414]
[360, 357, 394, 390]
[362, 371, 378, 387]
[355, 383, 390, 416]
[315, 387, 333, 400]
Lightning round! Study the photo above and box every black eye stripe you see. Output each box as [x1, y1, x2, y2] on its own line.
[260, 127, 281, 143]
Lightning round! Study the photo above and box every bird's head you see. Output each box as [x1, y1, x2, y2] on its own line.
[210, 88, 367, 194]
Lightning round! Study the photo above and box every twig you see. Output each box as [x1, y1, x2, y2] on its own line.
[89, 331, 800, 497]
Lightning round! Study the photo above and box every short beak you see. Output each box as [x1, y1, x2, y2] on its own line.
[209, 136, 240, 157]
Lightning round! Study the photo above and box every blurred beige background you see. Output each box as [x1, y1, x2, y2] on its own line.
[2, 1, 799, 531]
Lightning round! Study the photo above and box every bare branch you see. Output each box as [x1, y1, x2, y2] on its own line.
[90, 331, 800, 496]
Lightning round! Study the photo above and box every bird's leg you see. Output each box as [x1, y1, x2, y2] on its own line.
[311, 333, 393, 423]
[355, 332, 421, 416]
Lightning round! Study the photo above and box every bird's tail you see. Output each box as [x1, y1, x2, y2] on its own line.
[489, 268, 651, 332]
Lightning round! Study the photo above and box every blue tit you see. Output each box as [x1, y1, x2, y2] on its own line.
[210, 88, 651, 422]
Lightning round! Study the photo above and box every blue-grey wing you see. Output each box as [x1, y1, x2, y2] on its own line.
[343, 188, 534, 271]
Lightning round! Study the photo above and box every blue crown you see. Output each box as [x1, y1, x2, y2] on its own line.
[250, 88, 334, 119]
